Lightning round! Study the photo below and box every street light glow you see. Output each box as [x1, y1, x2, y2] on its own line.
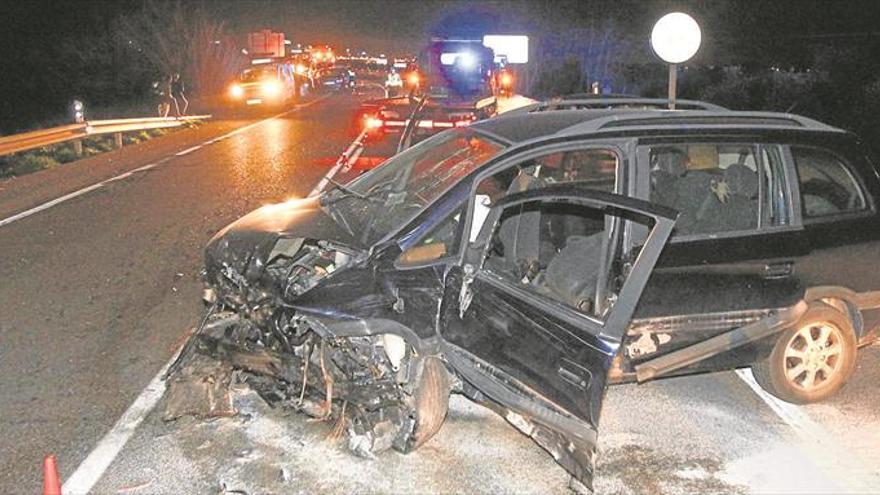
[651, 12, 702, 64]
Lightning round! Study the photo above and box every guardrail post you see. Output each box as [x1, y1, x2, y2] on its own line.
[73, 140, 83, 157]
[114, 132, 123, 149]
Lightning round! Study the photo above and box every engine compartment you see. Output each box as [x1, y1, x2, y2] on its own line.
[167, 237, 450, 457]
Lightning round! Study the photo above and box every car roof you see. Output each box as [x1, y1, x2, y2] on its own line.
[470, 108, 845, 144]
[507, 98, 728, 113]
[561, 93, 640, 100]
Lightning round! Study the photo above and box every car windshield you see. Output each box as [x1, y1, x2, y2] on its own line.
[323, 129, 505, 245]
[240, 67, 276, 83]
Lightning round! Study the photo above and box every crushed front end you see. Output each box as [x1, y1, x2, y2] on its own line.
[164, 198, 450, 457]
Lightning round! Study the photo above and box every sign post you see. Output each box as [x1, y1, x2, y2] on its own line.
[651, 13, 701, 110]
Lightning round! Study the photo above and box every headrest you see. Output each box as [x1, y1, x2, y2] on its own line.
[723, 163, 759, 197]
[654, 149, 688, 176]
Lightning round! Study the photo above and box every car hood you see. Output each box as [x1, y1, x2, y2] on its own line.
[205, 196, 365, 286]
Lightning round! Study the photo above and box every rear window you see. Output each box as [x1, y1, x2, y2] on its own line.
[792, 147, 867, 219]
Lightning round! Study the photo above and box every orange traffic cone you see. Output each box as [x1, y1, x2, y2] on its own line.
[43, 455, 62, 495]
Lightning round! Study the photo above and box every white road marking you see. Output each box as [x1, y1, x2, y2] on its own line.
[735, 369, 829, 442]
[175, 144, 202, 156]
[62, 351, 179, 495]
[735, 368, 874, 492]
[0, 183, 104, 228]
[58, 95, 335, 491]
[0, 96, 331, 230]
[131, 163, 158, 173]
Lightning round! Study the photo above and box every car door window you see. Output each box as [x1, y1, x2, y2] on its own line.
[476, 149, 618, 205]
[648, 144, 773, 237]
[397, 207, 464, 265]
[760, 146, 790, 227]
[481, 199, 636, 319]
[792, 147, 867, 219]
[471, 148, 619, 241]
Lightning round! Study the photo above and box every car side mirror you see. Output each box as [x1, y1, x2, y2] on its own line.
[397, 242, 447, 265]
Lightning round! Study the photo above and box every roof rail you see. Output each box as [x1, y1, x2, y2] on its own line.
[506, 98, 727, 116]
[560, 93, 641, 100]
[556, 110, 842, 136]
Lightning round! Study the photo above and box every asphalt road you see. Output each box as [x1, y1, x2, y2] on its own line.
[1, 92, 878, 494]
[88, 348, 880, 494]
[0, 94, 354, 493]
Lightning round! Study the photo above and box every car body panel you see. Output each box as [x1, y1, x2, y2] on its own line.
[195, 107, 880, 489]
[436, 187, 677, 488]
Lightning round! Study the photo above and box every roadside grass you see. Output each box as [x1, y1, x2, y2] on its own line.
[0, 94, 209, 179]
[0, 126, 184, 179]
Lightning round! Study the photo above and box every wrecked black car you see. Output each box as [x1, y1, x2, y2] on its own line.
[168, 108, 880, 489]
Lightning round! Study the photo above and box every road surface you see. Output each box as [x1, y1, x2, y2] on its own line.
[0, 95, 350, 492]
[0, 93, 877, 494]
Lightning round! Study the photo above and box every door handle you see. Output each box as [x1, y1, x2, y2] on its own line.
[763, 261, 793, 279]
[558, 358, 592, 390]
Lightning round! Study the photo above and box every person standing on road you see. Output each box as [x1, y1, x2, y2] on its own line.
[155, 74, 175, 118]
[171, 73, 188, 116]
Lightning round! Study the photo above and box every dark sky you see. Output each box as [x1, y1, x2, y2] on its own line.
[5, 0, 880, 65]
[8, 0, 880, 59]
[2, 0, 880, 132]
[211, 0, 880, 62]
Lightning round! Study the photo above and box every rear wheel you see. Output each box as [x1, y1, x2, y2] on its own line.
[752, 303, 857, 404]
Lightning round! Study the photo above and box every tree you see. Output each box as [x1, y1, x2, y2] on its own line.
[524, 21, 641, 98]
[115, 0, 244, 99]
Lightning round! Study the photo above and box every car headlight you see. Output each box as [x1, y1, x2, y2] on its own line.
[229, 84, 244, 98]
[262, 80, 281, 96]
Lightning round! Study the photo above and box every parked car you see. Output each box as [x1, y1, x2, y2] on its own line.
[171, 108, 880, 490]
[317, 66, 356, 92]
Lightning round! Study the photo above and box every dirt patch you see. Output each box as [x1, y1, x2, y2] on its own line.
[595, 444, 746, 495]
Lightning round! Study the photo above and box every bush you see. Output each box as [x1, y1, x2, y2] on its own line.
[85, 136, 116, 152]
[530, 58, 587, 99]
[4, 154, 60, 177]
[54, 144, 81, 163]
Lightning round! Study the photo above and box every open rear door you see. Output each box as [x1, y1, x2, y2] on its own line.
[437, 186, 676, 489]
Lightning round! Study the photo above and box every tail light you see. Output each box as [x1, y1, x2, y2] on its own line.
[364, 117, 384, 129]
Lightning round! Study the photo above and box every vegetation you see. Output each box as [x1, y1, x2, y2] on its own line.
[526, 23, 880, 158]
[0, 1, 242, 135]
[0, 129, 172, 179]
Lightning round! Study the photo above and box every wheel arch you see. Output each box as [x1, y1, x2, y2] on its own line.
[802, 286, 864, 338]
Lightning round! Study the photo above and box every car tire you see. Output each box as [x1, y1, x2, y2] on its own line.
[752, 303, 857, 404]
[401, 355, 451, 452]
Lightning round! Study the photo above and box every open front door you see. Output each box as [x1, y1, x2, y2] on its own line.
[438, 186, 676, 489]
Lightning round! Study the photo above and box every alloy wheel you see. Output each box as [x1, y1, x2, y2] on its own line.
[783, 322, 844, 390]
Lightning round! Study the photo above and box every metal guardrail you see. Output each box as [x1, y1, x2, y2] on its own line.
[0, 115, 211, 157]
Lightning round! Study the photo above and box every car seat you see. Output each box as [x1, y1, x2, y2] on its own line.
[696, 163, 759, 233]
[539, 233, 604, 310]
